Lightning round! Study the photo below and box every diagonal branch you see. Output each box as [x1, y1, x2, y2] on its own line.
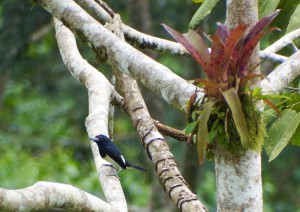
[36, 0, 199, 110]
[261, 50, 300, 94]
[261, 29, 300, 54]
[260, 29, 300, 63]
[0, 181, 111, 212]
[54, 18, 126, 210]
[106, 14, 207, 212]
[76, 0, 300, 64]
[74, 0, 187, 55]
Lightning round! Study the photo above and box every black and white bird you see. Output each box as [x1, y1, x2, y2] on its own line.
[89, 134, 147, 174]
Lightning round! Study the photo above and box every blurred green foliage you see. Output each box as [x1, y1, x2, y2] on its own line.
[0, 0, 299, 211]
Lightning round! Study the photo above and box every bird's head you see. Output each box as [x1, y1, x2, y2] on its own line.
[89, 134, 110, 143]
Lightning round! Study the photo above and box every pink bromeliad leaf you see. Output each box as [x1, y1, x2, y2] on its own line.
[184, 30, 210, 63]
[215, 23, 229, 43]
[162, 24, 209, 73]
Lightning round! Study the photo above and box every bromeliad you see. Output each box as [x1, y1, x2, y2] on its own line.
[163, 10, 280, 164]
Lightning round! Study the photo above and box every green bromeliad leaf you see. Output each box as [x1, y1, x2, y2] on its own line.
[222, 88, 250, 148]
[197, 99, 216, 165]
[184, 121, 198, 135]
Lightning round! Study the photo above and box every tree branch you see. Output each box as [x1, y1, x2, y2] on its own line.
[54, 18, 127, 210]
[154, 120, 188, 142]
[261, 50, 300, 94]
[74, 0, 187, 55]
[0, 181, 111, 212]
[75, 0, 300, 64]
[36, 0, 199, 110]
[260, 29, 300, 63]
[106, 14, 207, 212]
[261, 29, 300, 54]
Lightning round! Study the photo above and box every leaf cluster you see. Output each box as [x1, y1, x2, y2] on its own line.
[264, 88, 300, 161]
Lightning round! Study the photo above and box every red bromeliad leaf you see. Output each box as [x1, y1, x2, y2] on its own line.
[240, 73, 264, 88]
[244, 9, 280, 44]
[187, 92, 198, 121]
[215, 23, 229, 43]
[237, 10, 280, 77]
[208, 35, 224, 81]
[163, 11, 280, 96]
[184, 30, 210, 62]
[162, 24, 208, 72]
[194, 78, 220, 97]
[194, 78, 219, 88]
[229, 48, 240, 76]
[218, 24, 248, 84]
[208, 24, 247, 86]
[238, 27, 277, 77]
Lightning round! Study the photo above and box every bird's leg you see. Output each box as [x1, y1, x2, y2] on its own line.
[102, 163, 117, 170]
[101, 164, 122, 178]
[107, 169, 124, 179]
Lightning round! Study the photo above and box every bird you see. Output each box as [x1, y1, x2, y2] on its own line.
[89, 134, 147, 175]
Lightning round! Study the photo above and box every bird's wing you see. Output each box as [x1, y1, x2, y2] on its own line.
[98, 146, 107, 158]
[105, 145, 127, 169]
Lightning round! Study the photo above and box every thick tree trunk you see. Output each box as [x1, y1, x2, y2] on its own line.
[214, 0, 263, 211]
[214, 145, 262, 211]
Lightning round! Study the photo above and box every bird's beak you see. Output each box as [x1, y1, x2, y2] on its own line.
[89, 137, 98, 142]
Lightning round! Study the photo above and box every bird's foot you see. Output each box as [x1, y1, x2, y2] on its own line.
[102, 164, 120, 179]
[107, 172, 120, 179]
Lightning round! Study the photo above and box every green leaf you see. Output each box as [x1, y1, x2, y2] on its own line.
[258, 0, 280, 19]
[256, 94, 290, 100]
[252, 87, 262, 98]
[211, 118, 220, 131]
[265, 110, 300, 162]
[290, 124, 300, 146]
[206, 129, 218, 143]
[269, 0, 300, 43]
[193, 0, 205, 3]
[197, 99, 216, 165]
[286, 4, 300, 33]
[184, 121, 198, 134]
[189, 0, 220, 29]
[222, 88, 250, 148]
[191, 110, 198, 121]
[217, 123, 223, 133]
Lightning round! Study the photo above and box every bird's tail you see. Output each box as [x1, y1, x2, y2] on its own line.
[126, 162, 147, 172]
